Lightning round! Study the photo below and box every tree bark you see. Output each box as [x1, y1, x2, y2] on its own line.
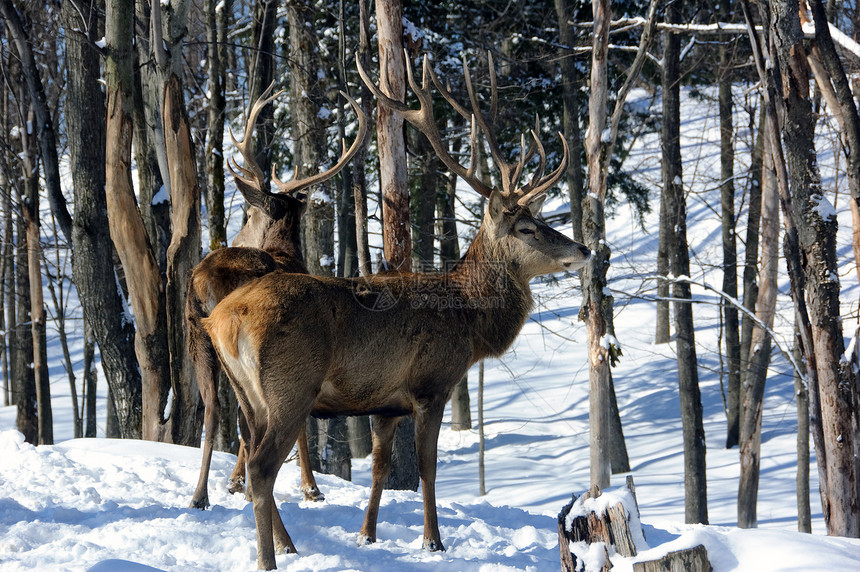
[583, 0, 613, 491]
[770, 0, 859, 537]
[375, 0, 417, 491]
[105, 0, 170, 442]
[63, 0, 142, 439]
[738, 119, 778, 529]
[0, 0, 72, 244]
[555, 0, 585, 243]
[719, 27, 741, 450]
[663, 0, 708, 525]
[794, 329, 811, 533]
[205, 0, 228, 251]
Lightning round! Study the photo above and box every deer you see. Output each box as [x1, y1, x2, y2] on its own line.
[186, 86, 368, 510]
[202, 52, 591, 570]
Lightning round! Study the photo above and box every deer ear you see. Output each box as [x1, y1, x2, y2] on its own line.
[488, 190, 505, 222]
[526, 195, 546, 217]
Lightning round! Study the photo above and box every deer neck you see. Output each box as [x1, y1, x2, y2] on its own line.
[261, 218, 305, 271]
[452, 228, 533, 361]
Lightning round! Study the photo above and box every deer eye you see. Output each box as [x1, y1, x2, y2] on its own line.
[518, 226, 536, 236]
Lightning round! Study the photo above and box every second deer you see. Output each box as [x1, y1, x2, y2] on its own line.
[186, 87, 367, 509]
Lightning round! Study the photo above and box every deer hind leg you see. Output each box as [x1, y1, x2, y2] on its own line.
[297, 425, 324, 501]
[190, 333, 220, 509]
[358, 415, 400, 545]
[229, 410, 249, 497]
[414, 401, 446, 551]
[247, 426, 301, 570]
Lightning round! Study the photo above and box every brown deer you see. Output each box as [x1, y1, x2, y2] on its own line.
[202, 53, 591, 569]
[187, 86, 368, 509]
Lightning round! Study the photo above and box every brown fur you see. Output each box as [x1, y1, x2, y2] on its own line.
[204, 195, 591, 569]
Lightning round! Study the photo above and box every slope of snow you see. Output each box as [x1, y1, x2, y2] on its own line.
[3, 86, 860, 571]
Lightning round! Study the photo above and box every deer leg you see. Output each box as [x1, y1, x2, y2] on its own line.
[358, 415, 400, 545]
[297, 425, 324, 501]
[232, 411, 250, 499]
[414, 402, 446, 552]
[247, 429, 298, 570]
[190, 338, 219, 509]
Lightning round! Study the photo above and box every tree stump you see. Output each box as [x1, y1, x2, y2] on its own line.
[558, 477, 641, 571]
[559, 478, 712, 572]
[632, 544, 711, 572]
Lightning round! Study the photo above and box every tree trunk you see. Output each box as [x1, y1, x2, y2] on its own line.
[353, 0, 373, 280]
[555, 0, 585, 243]
[375, 0, 417, 491]
[740, 105, 764, 415]
[0, 0, 72, 244]
[63, 0, 142, 439]
[770, 0, 859, 537]
[83, 324, 98, 438]
[413, 133, 437, 271]
[25, 201, 51, 445]
[582, 0, 613, 491]
[105, 0, 170, 442]
[794, 328, 811, 533]
[163, 71, 203, 446]
[289, 0, 351, 480]
[738, 120, 778, 529]
[663, 0, 708, 524]
[205, 0, 227, 251]
[719, 32, 741, 451]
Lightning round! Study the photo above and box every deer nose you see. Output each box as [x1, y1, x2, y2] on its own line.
[561, 244, 591, 269]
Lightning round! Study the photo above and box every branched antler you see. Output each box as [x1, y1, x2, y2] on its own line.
[358, 51, 568, 209]
[228, 85, 368, 214]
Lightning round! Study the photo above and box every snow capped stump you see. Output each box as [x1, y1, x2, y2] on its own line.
[558, 477, 712, 572]
[558, 477, 645, 571]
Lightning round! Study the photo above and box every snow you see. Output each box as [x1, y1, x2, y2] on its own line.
[4, 84, 860, 571]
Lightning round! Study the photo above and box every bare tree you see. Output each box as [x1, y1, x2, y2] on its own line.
[662, 0, 708, 524]
[738, 115, 779, 528]
[375, 0, 418, 491]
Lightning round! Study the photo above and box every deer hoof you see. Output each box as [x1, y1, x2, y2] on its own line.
[357, 534, 375, 546]
[423, 537, 444, 552]
[302, 485, 325, 502]
[227, 477, 245, 495]
[189, 497, 209, 510]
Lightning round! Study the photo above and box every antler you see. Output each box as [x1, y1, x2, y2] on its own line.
[357, 52, 493, 199]
[271, 91, 369, 195]
[229, 85, 368, 213]
[358, 51, 568, 209]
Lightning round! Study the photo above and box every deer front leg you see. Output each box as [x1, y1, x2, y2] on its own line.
[297, 426, 324, 501]
[414, 402, 446, 551]
[358, 415, 400, 545]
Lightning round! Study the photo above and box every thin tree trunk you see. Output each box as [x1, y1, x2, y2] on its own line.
[719, 30, 741, 450]
[663, 0, 707, 524]
[740, 105, 764, 407]
[738, 120, 778, 529]
[794, 328, 811, 533]
[555, 0, 585, 243]
[352, 0, 373, 280]
[205, 0, 227, 251]
[375, 0, 417, 492]
[583, 0, 613, 491]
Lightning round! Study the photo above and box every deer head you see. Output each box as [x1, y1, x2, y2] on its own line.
[357, 50, 587, 280]
[230, 84, 368, 249]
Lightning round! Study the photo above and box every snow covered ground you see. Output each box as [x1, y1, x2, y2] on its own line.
[3, 88, 860, 570]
